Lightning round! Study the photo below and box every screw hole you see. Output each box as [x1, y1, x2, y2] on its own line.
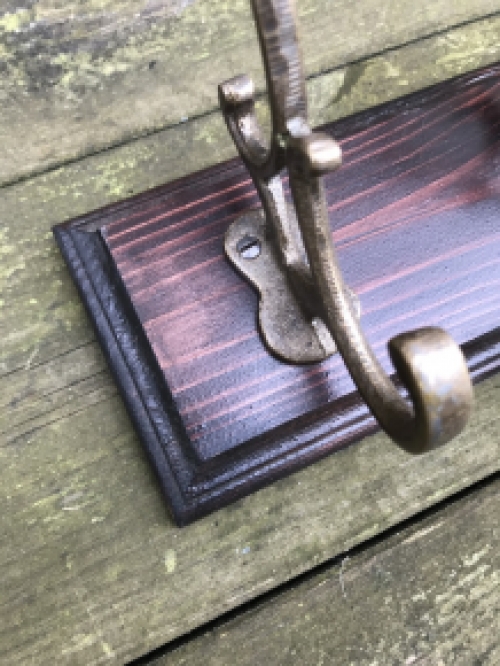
[237, 235, 261, 259]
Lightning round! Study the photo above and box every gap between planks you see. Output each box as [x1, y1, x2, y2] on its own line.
[139, 473, 500, 666]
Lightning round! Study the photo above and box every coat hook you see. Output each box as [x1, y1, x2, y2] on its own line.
[219, 0, 474, 454]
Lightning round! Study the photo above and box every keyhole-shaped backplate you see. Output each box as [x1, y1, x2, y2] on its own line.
[225, 209, 361, 364]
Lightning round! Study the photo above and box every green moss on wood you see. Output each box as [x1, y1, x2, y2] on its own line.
[0, 1, 499, 184]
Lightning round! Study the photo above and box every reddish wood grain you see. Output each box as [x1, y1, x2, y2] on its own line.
[102, 67, 500, 462]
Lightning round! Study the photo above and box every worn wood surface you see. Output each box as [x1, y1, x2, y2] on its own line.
[0, 1, 500, 184]
[1, 368, 499, 665]
[1, 152, 499, 660]
[1, 116, 500, 662]
[1, 119, 499, 661]
[154, 477, 500, 666]
[1, 10, 500, 665]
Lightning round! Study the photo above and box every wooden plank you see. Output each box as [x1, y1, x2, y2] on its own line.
[55, 65, 500, 522]
[1, 371, 499, 664]
[152, 478, 500, 666]
[2, 16, 500, 380]
[1, 21, 500, 663]
[0, 1, 499, 185]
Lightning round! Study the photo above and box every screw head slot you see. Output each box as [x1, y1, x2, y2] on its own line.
[237, 235, 261, 259]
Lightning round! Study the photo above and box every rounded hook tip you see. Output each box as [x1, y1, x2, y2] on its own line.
[288, 133, 342, 176]
[388, 327, 474, 454]
[219, 75, 255, 109]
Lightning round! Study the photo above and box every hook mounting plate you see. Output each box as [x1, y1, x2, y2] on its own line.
[225, 208, 361, 364]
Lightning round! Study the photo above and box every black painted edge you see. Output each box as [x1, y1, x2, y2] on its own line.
[53, 226, 201, 525]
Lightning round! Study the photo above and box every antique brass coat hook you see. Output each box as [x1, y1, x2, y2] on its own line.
[220, 0, 474, 454]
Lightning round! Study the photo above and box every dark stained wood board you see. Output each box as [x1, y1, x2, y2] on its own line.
[55, 64, 500, 524]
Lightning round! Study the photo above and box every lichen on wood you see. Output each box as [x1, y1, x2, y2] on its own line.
[0, 1, 499, 184]
[153, 480, 500, 666]
[1, 6, 500, 664]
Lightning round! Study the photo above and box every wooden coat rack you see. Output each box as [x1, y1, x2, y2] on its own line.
[54, 1, 500, 524]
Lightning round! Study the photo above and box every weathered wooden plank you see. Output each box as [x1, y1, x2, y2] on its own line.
[0, 1, 499, 184]
[0, 343, 113, 445]
[1, 372, 499, 665]
[1, 15, 500, 380]
[1, 17, 500, 664]
[154, 478, 500, 666]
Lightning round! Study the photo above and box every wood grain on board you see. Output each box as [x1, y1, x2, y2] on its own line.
[56, 64, 500, 522]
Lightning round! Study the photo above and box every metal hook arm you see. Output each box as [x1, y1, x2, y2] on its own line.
[286, 136, 473, 453]
[220, 0, 474, 453]
[218, 0, 308, 179]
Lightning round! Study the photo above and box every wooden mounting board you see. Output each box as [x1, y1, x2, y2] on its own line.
[54, 64, 500, 525]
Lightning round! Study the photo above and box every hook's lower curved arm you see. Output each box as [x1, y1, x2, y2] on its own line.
[287, 134, 474, 454]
